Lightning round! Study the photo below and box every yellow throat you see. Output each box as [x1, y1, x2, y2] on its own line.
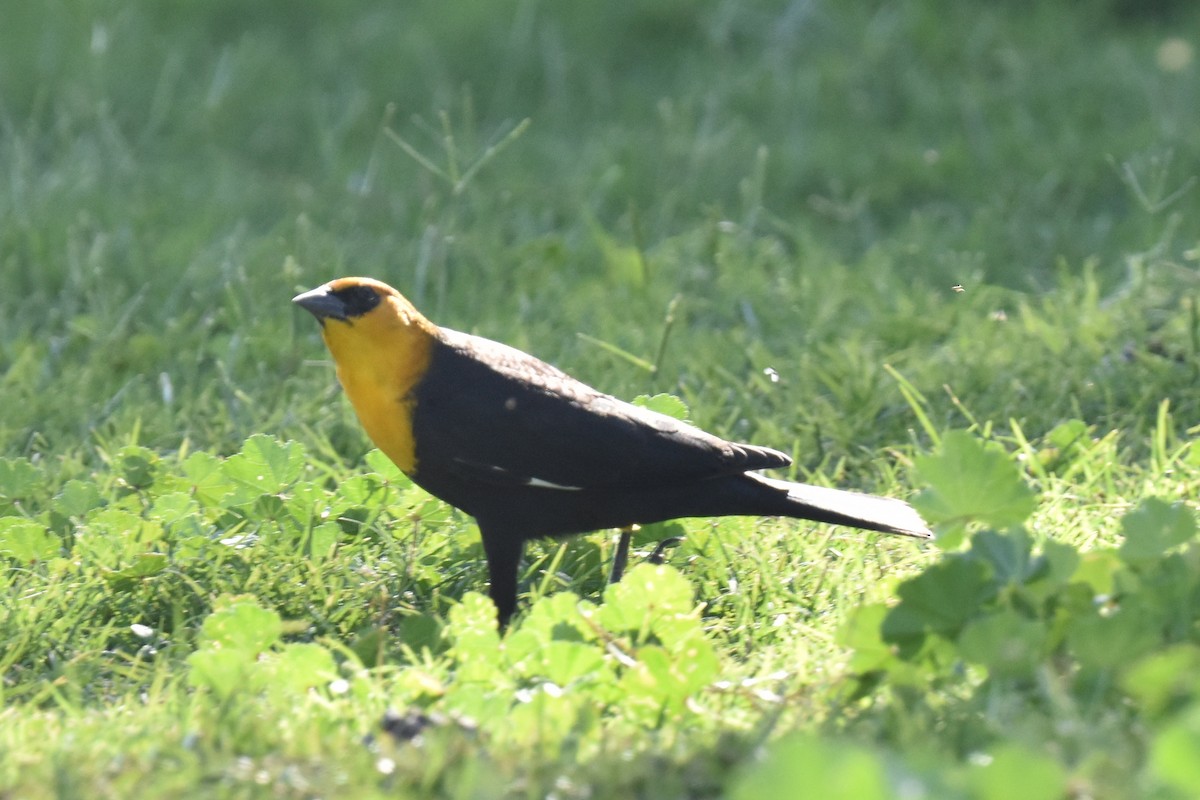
[318, 291, 437, 474]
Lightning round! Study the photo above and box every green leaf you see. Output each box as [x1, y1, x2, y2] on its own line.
[504, 683, 582, 746]
[224, 434, 306, 493]
[180, 451, 237, 506]
[197, 598, 283, 655]
[670, 635, 719, 693]
[0, 518, 59, 562]
[599, 564, 697, 637]
[957, 610, 1046, 678]
[970, 528, 1035, 585]
[1152, 707, 1200, 795]
[1067, 606, 1161, 670]
[622, 637, 719, 706]
[1072, 550, 1122, 597]
[1039, 538, 1081, 586]
[348, 626, 390, 669]
[1118, 497, 1196, 565]
[304, 521, 341, 562]
[1122, 645, 1200, 716]
[1020, 537, 1082, 604]
[838, 603, 896, 674]
[335, 474, 393, 508]
[267, 480, 326, 537]
[149, 492, 200, 526]
[912, 430, 1036, 530]
[397, 614, 442, 655]
[733, 736, 894, 800]
[538, 640, 609, 687]
[248, 493, 287, 521]
[0, 457, 41, 501]
[109, 552, 168, 580]
[187, 648, 256, 697]
[969, 744, 1067, 800]
[263, 643, 338, 694]
[116, 445, 159, 490]
[884, 556, 994, 641]
[84, 508, 159, 550]
[632, 393, 690, 421]
[364, 449, 409, 484]
[514, 591, 592, 641]
[104, 553, 169, 591]
[53, 479, 105, 518]
[447, 592, 502, 675]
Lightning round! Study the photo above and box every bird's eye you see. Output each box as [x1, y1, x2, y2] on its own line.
[335, 285, 382, 317]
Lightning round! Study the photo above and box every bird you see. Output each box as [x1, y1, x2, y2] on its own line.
[293, 277, 931, 628]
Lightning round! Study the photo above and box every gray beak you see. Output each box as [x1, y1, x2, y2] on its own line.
[292, 286, 347, 322]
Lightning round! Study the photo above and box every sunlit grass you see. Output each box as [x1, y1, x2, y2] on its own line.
[2, 0, 1200, 796]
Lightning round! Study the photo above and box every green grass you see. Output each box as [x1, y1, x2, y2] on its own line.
[3, 0, 1200, 797]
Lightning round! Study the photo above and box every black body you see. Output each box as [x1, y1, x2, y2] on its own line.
[409, 329, 928, 626]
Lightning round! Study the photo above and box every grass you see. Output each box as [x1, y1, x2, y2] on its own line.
[2, 0, 1200, 797]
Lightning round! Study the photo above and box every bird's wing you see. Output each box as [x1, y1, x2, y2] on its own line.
[409, 329, 790, 491]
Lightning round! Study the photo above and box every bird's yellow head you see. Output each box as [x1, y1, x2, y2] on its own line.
[293, 277, 438, 473]
[293, 276, 438, 363]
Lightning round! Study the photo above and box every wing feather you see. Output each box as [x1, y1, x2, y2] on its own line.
[409, 329, 790, 491]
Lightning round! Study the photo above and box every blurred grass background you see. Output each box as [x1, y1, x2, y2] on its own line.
[3, 0, 1197, 478]
[3, 3, 1200, 796]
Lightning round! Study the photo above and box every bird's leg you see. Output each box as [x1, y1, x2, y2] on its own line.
[647, 537, 684, 565]
[608, 526, 636, 584]
[480, 528, 524, 630]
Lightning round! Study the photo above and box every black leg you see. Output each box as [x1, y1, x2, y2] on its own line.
[609, 527, 633, 584]
[480, 527, 524, 630]
[647, 536, 684, 564]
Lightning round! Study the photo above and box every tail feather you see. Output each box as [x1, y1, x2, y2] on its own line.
[754, 475, 932, 539]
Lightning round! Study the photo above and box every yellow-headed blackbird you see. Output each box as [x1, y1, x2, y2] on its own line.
[294, 277, 930, 627]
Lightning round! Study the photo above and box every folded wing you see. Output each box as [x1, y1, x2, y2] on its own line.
[410, 329, 791, 491]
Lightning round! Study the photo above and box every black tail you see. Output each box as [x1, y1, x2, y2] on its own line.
[751, 475, 932, 538]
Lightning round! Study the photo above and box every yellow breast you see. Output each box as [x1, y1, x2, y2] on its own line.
[319, 295, 437, 474]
